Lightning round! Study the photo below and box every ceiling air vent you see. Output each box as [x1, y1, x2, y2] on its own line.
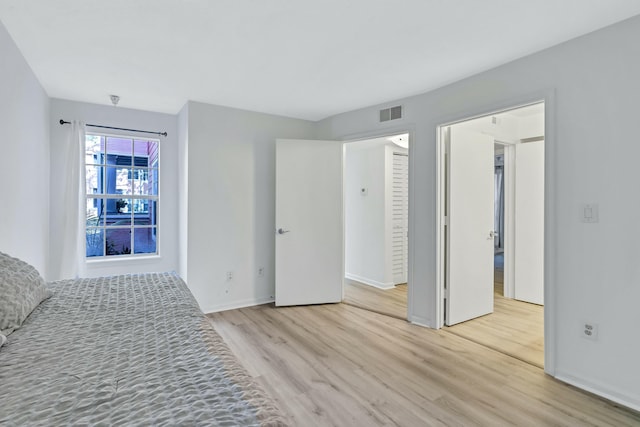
[379, 105, 403, 122]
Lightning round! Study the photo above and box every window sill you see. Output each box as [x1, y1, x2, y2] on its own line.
[85, 254, 162, 266]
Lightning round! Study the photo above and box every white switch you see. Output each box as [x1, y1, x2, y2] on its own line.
[581, 203, 599, 223]
[361, 187, 368, 196]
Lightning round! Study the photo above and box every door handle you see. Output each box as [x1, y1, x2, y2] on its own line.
[488, 230, 498, 240]
[277, 228, 290, 235]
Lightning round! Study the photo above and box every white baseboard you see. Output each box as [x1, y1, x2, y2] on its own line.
[202, 295, 275, 314]
[345, 273, 395, 290]
[555, 371, 640, 413]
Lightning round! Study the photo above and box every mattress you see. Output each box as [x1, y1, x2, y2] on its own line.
[0, 272, 286, 426]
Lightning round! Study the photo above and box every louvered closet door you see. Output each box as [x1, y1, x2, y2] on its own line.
[392, 152, 409, 284]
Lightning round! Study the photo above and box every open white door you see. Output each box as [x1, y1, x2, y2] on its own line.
[514, 140, 545, 305]
[275, 139, 343, 306]
[446, 127, 495, 325]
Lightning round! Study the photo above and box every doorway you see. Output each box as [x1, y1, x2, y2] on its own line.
[342, 133, 410, 319]
[437, 102, 545, 367]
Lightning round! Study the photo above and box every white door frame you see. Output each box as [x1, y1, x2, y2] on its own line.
[435, 95, 556, 376]
[342, 126, 415, 320]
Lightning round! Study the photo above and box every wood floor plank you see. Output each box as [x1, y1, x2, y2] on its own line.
[343, 280, 407, 320]
[344, 269, 545, 368]
[208, 303, 640, 426]
[445, 285, 544, 368]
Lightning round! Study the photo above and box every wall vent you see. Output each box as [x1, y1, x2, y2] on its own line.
[379, 105, 403, 122]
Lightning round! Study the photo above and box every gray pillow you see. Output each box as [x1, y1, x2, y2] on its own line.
[0, 252, 51, 336]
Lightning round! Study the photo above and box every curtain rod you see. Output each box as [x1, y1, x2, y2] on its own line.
[59, 119, 167, 137]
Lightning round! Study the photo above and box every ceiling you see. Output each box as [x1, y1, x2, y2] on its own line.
[1, 1, 639, 121]
[456, 102, 544, 144]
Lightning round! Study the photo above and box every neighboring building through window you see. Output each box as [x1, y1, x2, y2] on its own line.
[85, 134, 159, 257]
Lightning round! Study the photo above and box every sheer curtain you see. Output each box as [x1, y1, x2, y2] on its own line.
[59, 121, 86, 279]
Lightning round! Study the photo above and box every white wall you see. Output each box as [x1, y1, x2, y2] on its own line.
[345, 140, 390, 288]
[454, 109, 544, 142]
[182, 101, 316, 313]
[49, 99, 179, 279]
[177, 103, 189, 281]
[0, 21, 50, 277]
[517, 114, 544, 139]
[455, 113, 520, 142]
[316, 15, 640, 410]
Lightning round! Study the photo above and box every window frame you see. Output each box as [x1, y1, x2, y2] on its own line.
[84, 132, 160, 260]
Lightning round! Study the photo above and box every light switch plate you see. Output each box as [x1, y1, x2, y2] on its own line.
[581, 203, 599, 223]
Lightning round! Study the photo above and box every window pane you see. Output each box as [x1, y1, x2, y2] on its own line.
[85, 135, 105, 165]
[135, 139, 159, 165]
[106, 228, 132, 256]
[85, 165, 104, 195]
[134, 227, 157, 254]
[131, 200, 157, 226]
[106, 137, 133, 164]
[133, 168, 149, 195]
[86, 198, 105, 226]
[106, 167, 132, 196]
[105, 198, 132, 224]
[86, 228, 104, 257]
[132, 168, 158, 196]
[104, 200, 131, 225]
[132, 199, 147, 215]
[151, 168, 158, 195]
[132, 198, 148, 215]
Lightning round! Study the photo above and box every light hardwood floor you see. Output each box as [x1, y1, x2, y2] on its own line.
[208, 303, 640, 426]
[445, 268, 544, 368]
[343, 279, 407, 319]
[344, 269, 544, 368]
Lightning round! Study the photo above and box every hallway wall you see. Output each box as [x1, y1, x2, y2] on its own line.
[316, 15, 640, 410]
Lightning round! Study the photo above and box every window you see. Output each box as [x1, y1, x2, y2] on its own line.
[85, 134, 159, 258]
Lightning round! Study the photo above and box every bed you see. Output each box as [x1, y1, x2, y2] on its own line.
[0, 253, 287, 426]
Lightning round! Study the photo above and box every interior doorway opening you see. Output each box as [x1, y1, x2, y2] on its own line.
[437, 102, 545, 368]
[342, 133, 410, 320]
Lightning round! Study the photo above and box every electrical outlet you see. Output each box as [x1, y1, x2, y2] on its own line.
[226, 271, 233, 281]
[582, 322, 598, 341]
[258, 267, 264, 277]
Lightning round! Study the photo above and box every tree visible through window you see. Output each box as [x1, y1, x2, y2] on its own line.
[85, 134, 159, 257]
